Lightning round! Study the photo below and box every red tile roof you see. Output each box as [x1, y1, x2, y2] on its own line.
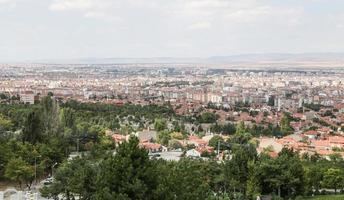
[329, 136, 344, 145]
[304, 130, 318, 136]
[139, 142, 162, 150]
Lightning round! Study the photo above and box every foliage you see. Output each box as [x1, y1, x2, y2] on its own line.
[168, 139, 183, 149]
[0, 114, 13, 131]
[322, 168, 344, 194]
[199, 112, 218, 123]
[154, 118, 167, 131]
[22, 110, 42, 144]
[1, 98, 344, 200]
[157, 130, 171, 146]
[258, 148, 305, 199]
[303, 103, 321, 112]
[170, 132, 184, 140]
[208, 135, 224, 149]
[210, 123, 236, 135]
[280, 113, 294, 135]
[235, 121, 247, 135]
[4, 157, 35, 189]
[299, 195, 344, 200]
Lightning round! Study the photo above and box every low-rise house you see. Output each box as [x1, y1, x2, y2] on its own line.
[187, 135, 208, 147]
[20, 91, 36, 104]
[184, 123, 196, 134]
[317, 127, 332, 135]
[267, 151, 279, 158]
[278, 136, 298, 147]
[290, 121, 305, 132]
[202, 134, 215, 143]
[139, 142, 165, 153]
[302, 112, 316, 120]
[257, 137, 283, 153]
[196, 146, 214, 154]
[186, 149, 201, 158]
[293, 113, 303, 120]
[311, 139, 331, 151]
[112, 134, 127, 144]
[200, 123, 212, 132]
[303, 130, 319, 139]
[329, 136, 344, 148]
[316, 149, 344, 160]
[135, 129, 157, 142]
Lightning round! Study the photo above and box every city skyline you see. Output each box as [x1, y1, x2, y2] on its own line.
[1, 1, 344, 199]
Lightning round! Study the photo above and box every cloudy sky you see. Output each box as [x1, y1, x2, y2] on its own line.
[1, 0, 344, 61]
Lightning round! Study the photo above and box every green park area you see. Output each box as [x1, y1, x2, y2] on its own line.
[300, 195, 344, 200]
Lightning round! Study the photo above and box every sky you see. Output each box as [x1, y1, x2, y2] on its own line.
[1, 0, 344, 61]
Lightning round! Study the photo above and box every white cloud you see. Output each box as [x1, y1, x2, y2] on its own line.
[83, 11, 121, 22]
[50, 0, 98, 11]
[225, 5, 303, 25]
[170, 0, 230, 17]
[48, 0, 303, 26]
[0, 0, 12, 3]
[49, 0, 117, 21]
[335, 14, 344, 28]
[0, 0, 16, 10]
[163, 0, 304, 31]
[3, 0, 344, 61]
[188, 21, 211, 30]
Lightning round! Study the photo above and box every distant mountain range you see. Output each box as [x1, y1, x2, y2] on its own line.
[27, 53, 344, 68]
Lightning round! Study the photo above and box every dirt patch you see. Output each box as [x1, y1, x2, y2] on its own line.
[0, 181, 18, 191]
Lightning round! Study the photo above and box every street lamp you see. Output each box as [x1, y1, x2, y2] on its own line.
[51, 162, 58, 178]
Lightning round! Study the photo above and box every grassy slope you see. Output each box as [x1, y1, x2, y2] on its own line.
[301, 195, 344, 200]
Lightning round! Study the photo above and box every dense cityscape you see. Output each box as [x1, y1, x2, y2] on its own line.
[2, 0, 344, 199]
[0, 64, 343, 199]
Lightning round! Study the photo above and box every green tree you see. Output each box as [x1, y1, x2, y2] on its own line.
[59, 107, 76, 129]
[154, 118, 167, 132]
[157, 130, 171, 146]
[0, 142, 11, 175]
[41, 157, 97, 200]
[41, 96, 60, 136]
[47, 91, 54, 97]
[280, 114, 293, 135]
[168, 139, 183, 149]
[209, 135, 224, 150]
[199, 112, 218, 123]
[155, 159, 212, 200]
[222, 123, 236, 135]
[210, 123, 223, 133]
[22, 110, 42, 144]
[235, 121, 246, 135]
[259, 148, 304, 199]
[0, 93, 8, 100]
[0, 114, 13, 131]
[230, 132, 252, 145]
[268, 96, 275, 106]
[94, 136, 158, 200]
[304, 165, 322, 195]
[170, 132, 184, 140]
[322, 168, 344, 194]
[224, 144, 257, 196]
[5, 157, 35, 189]
[246, 160, 261, 199]
[328, 153, 344, 162]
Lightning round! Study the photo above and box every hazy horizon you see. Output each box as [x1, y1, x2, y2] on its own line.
[1, 0, 344, 62]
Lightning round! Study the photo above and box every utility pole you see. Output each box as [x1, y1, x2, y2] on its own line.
[34, 157, 37, 184]
[34, 155, 41, 184]
[77, 138, 80, 152]
[51, 162, 58, 178]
